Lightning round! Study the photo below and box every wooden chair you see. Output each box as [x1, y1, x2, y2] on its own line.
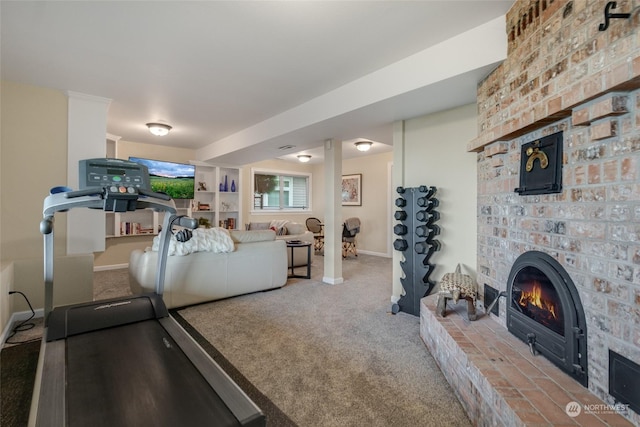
[305, 217, 324, 253]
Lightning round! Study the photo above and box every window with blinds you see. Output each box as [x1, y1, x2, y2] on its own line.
[252, 169, 311, 211]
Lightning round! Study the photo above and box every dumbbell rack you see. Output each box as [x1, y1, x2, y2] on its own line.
[392, 186, 441, 316]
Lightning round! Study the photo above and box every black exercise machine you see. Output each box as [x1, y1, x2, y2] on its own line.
[29, 158, 265, 427]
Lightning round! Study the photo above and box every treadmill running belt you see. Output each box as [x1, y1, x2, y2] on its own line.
[66, 320, 241, 427]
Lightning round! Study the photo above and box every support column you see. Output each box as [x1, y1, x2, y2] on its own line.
[322, 138, 343, 285]
[66, 91, 111, 254]
[391, 120, 406, 304]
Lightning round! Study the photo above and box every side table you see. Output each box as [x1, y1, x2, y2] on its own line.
[286, 240, 312, 279]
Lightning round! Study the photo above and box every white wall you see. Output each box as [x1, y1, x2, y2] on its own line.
[392, 103, 478, 300]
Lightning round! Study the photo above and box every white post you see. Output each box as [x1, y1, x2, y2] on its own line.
[66, 91, 111, 254]
[322, 139, 343, 285]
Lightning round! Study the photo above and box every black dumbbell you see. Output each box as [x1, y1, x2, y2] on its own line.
[395, 197, 406, 207]
[393, 239, 408, 251]
[414, 240, 442, 257]
[420, 198, 440, 210]
[416, 197, 440, 209]
[416, 210, 440, 223]
[393, 224, 408, 236]
[414, 241, 431, 255]
[394, 210, 407, 221]
[396, 186, 406, 194]
[418, 186, 437, 198]
[415, 224, 441, 239]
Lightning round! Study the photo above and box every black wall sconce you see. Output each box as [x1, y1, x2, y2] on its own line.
[599, 1, 631, 31]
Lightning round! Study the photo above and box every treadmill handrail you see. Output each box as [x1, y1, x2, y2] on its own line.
[41, 190, 178, 323]
[42, 191, 177, 216]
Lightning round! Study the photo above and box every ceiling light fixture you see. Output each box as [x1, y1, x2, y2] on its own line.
[297, 154, 312, 163]
[355, 141, 372, 152]
[146, 122, 172, 136]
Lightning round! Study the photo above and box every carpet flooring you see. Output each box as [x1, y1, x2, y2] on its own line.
[0, 341, 39, 427]
[1, 254, 471, 427]
[178, 254, 471, 427]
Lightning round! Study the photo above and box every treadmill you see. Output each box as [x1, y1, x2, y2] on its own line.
[29, 158, 265, 427]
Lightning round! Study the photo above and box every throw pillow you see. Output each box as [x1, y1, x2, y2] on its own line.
[286, 222, 305, 235]
[270, 225, 287, 236]
[248, 222, 270, 231]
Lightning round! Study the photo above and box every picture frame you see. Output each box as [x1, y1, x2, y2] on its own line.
[341, 174, 362, 206]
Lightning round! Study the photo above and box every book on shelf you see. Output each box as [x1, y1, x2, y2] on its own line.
[120, 222, 152, 235]
[219, 218, 236, 230]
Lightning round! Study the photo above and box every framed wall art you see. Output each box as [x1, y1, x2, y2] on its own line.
[341, 174, 362, 206]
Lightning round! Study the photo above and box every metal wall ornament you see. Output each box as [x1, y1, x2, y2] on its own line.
[515, 131, 563, 196]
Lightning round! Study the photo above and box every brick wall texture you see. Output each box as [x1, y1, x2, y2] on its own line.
[472, 1, 640, 424]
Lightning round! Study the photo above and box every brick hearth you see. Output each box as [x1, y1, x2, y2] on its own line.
[456, 0, 640, 424]
[420, 295, 633, 426]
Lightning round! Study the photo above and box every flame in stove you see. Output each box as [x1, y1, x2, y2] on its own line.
[518, 281, 557, 319]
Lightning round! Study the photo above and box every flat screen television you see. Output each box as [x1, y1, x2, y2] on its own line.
[128, 157, 195, 199]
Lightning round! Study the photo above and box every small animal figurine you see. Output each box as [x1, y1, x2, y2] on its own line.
[436, 264, 478, 321]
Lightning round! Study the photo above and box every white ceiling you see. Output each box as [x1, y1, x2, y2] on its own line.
[1, 1, 513, 165]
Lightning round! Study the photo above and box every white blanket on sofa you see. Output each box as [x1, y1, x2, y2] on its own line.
[151, 227, 235, 256]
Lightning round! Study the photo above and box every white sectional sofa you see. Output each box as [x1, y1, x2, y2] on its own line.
[245, 221, 314, 267]
[129, 229, 288, 308]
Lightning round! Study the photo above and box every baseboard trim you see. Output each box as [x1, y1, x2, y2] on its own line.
[322, 276, 344, 285]
[356, 250, 391, 258]
[0, 308, 44, 347]
[94, 263, 128, 272]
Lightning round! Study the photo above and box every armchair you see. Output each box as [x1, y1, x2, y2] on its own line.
[305, 217, 324, 253]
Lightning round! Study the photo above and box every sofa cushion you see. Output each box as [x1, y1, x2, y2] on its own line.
[229, 229, 276, 243]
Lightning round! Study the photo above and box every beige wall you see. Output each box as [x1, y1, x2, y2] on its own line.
[115, 140, 196, 165]
[1, 81, 68, 262]
[94, 140, 197, 267]
[0, 82, 95, 332]
[242, 152, 393, 256]
[341, 151, 393, 256]
[242, 158, 317, 227]
[392, 103, 478, 300]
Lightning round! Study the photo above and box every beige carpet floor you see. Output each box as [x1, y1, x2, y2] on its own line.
[178, 254, 471, 427]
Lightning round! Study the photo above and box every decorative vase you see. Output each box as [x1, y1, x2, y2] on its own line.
[224, 175, 228, 192]
[231, 179, 236, 192]
[219, 182, 223, 192]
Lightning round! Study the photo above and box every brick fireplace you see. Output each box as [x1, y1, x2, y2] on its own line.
[421, 1, 639, 425]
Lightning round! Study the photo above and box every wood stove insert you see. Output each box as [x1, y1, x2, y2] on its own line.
[507, 251, 588, 387]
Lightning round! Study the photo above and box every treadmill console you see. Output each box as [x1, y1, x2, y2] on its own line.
[78, 158, 155, 212]
[79, 158, 151, 191]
